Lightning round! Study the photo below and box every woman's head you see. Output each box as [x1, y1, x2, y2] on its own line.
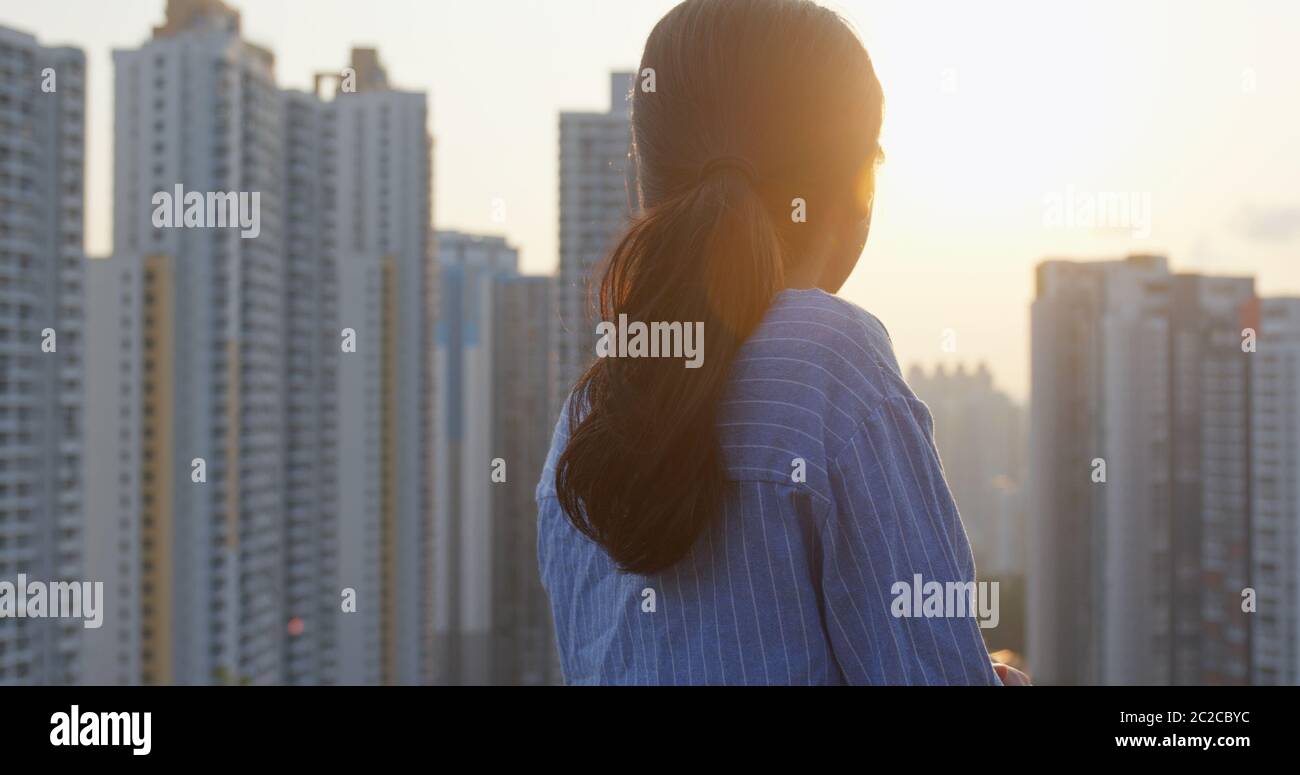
[634, 0, 884, 289]
[557, 0, 884, 574]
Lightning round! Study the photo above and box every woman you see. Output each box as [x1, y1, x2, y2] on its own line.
[538, 0, 1021, 685]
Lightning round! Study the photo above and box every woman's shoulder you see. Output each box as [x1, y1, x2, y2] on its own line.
[536, 394, 575, 503]
[713, 289, 916, 492]
[729, 287, 910, 415]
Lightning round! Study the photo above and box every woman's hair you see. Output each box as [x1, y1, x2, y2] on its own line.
[556, 0, 884, 574]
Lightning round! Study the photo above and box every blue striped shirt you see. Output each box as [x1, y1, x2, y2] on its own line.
[537, 287, 1000, 685]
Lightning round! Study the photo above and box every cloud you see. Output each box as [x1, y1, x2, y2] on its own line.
[1233, 204, 1300, 244]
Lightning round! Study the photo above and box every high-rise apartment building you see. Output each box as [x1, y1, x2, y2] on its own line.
[324, 48, 435, 686]
[84, 0, 434, 685]
[1168, 273, 1255, 685]
[88, 0, 286, 686]
[1251, 297, 1300, 685]
[552, 72, 635, 413]
[0, 24, 85, 686]
[433, 231, 557, 685]
[280, 87, 339, 685]
[1028, 255, 1256, 685]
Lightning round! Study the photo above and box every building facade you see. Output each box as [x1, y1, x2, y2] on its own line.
[84, 0, 435, 685]
[1028, 255, 1257, 685]
[326, 50, 435, 685]
[434, 231, 558, 685]
[1251, 297, 1300, 685]
[0, 24, 86, 686]
[552, 72, 635, 413]
[89, 0, 287, 685]
[491, 273, 560, 685]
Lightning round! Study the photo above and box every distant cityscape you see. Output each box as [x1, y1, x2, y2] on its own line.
[1, 0, 1297, 686]
[1030, 258, 1299, 685]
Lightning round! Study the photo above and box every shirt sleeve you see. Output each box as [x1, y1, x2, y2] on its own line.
[820, 393, 1002, 685]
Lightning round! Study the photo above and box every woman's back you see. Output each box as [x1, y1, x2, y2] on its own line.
[537, 288, 1000, 685]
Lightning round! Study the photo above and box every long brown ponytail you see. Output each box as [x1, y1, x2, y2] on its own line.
[556, 0, 884, 574]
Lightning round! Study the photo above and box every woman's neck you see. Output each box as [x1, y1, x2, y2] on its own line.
[783, 252, 835, 292]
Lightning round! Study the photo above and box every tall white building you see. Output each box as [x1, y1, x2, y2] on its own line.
[1251, 297, 1300, 685]
[323, 48, 435, 686]
[85, 1, 435, 685]
[0, 25, 85, 686]
[552, 72, 635, 413]
[87, 0, 286, 686]
[1030, 256, 1171, 686]
[1029, 255, 1256, 685]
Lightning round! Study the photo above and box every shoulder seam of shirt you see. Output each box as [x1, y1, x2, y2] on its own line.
[825, 390, 923, 467]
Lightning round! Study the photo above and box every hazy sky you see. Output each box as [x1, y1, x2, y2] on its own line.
[4, 0, 1299, 399]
